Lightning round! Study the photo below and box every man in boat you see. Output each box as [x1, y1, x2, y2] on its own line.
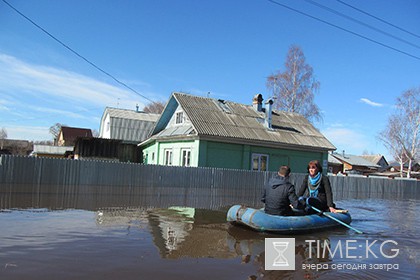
[261, 165, 301, 216]
[297, 160, 338, 214]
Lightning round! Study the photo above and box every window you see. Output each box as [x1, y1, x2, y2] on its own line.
[175, 112, 184, 124]
[181, 149, 191, 167]
[164, 149, 173, 166]
[251, 153, 269, 171]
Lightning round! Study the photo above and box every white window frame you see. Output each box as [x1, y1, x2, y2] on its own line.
[175, 111, 184, 124]
[181, 149, 191, 167]
[164, 149, 173, 166]
[251, 153, 269, 171]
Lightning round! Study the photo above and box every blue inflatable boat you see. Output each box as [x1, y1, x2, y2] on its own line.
[227, 205, 352, 233]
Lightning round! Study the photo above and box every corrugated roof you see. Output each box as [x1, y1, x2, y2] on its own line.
[360, 155, 386, 165]
[103, 107, 160, 142]
[328, 154, 342, 165]
[105, 107, 160, 122]
[153, 92, 336, 151]
[330, 153, 381, 168]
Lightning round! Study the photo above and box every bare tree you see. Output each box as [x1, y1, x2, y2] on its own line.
[49, 123, 66, 145]
[378, 87, 420, 178]
[378, 117, 408, 177]
[0, 127, 7, 149]
[267, 45, 322, 123]
[143, 101, 165, 114]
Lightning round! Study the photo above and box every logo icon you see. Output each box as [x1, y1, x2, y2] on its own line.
[265, 238, 295, 270]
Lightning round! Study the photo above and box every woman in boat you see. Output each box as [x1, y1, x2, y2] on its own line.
[297, 160, 337, 213]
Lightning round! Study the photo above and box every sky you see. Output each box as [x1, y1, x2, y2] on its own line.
[1, 0, 420, 161]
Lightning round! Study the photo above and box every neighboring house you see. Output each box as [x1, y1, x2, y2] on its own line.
[73, 137, 141, 162]
[0, 139, 33, 155]
[57, 126, 93, 147]
[139, 92, 336, 173]
[360, 154, 389, 171]
[99, 107, 160, 143]
[329, 152, 381, 175]
[30, 144, 74, 158]
[387, 161, 420, 172]
[327, 154, 343, 174]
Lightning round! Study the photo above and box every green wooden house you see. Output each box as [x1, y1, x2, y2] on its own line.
[139, 92, 336, 173]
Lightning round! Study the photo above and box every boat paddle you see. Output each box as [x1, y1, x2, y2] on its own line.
[307, 201, 364, 234]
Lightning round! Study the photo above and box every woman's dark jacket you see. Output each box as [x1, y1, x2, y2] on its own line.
[261, 175, 299, 216]
[297, 175, 335, 210]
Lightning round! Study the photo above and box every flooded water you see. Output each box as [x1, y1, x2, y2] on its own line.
[0, 188, 419, 280]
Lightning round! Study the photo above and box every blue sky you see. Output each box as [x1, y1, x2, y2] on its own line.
[1, 0, 419, 161]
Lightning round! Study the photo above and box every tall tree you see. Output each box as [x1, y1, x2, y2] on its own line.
[267, 45, 322, 123]
[143, 101, 165, 114]
[378, 87, 420, 178]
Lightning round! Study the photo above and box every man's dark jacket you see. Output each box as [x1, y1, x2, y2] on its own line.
[261, 175, 299, 216]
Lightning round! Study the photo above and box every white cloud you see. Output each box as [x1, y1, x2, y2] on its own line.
[31, 106, 91, 120]
[322, 126, 369, 154]
[0, 53, 150, 110]
[0, 53, 163, 140]
[5, 125, 51, 141]
[360, 98, 383, 107]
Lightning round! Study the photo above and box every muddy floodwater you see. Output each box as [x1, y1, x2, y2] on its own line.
[0, 191, 419, 279]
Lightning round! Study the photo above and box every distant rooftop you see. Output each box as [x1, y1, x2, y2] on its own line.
[330, 152, 381, 168]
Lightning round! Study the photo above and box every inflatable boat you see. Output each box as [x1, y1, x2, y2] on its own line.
[227, 204, 352, 233]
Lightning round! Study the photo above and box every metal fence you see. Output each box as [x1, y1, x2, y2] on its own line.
[0, 155, 418, 210]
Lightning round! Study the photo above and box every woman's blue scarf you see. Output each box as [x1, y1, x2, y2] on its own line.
[309, 172, 321, 185]
[308, 172, 322, 197]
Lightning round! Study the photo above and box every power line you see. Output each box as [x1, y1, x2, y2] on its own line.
[304, 0, 420, 50]
[336, 0, 420, 40]
[266, 0, 420, 61]
[1, 0, 155, 103]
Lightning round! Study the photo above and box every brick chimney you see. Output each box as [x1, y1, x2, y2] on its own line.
[252, 94, 263, 112]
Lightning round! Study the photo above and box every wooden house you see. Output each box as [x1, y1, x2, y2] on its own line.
[57, 126, 93, 147]
[329, 152, 381, 175]
[139, 92, 336, 173]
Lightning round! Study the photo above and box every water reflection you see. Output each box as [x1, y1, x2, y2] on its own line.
[0, 184, 419, 280]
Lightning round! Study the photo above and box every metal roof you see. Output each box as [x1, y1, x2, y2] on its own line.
[102, 107, 160, 142]
[328, 154, 343, 165]
[105, 107, 160, 122]
[330, 153, 381, 168]
[146, 92, 336, 151]
[32, 144, 73, 155]
[360, 154, 388, 166]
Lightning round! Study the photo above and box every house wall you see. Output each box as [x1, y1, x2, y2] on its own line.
[167, 105, 191, 127]
[378, 158, 388, 171]
[142, 140, 199, 166]
[57, 131, 64, 146]
[142, 138, 328, 173]
[100, 113, 111, 139]
[199, 140, 328, 173]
